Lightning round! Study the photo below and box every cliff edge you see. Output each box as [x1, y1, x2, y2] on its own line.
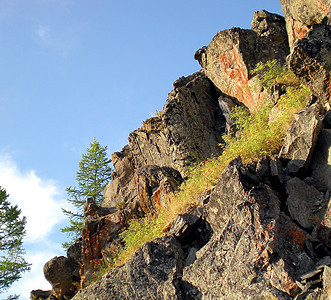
[31, 0, 330, 299]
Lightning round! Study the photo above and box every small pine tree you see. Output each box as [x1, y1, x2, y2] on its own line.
[61, 138, 113, 248]
[0, 187, 30, 295]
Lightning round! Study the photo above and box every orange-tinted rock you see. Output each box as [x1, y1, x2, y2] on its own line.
[195, 10, 289, 111]
[80, 198, 123, 287]
[280, 0, 330, 48]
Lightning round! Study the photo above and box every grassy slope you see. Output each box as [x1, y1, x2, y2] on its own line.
[106, 61, 311, 270]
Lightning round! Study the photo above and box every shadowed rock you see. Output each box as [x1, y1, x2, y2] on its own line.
[288, 16, 331, 103]
[286, 177, 327, 230]
[72, 236, 184, 300]
[43, 256, 80, 299]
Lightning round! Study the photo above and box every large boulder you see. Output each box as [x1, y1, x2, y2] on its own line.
[280, 0, 330, 48]
[288, 16, 331, 104]
[194, 10, 289, 111]
[43, 256, 80, 299]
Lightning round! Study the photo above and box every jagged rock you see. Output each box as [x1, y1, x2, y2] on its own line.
[279, 103, 323, 175]
[130, 72, 225, 176]
[30, 290, 54, 300]
[194, 10, 289, 110]
[310, 129, 331, 192]
[103, 72, 225, 210]
[82, 167, 183, 286]
[270, 157, 285, 184]
[256, 156, 271, 182]
[103, 147, 137, 209]
[286, 177, 327, 230]
[218, 93, 243, 134]
[280, 0, 330, 48]
[80, 198, 122, 287]
[167, 207, 204, 242]
[183, 159, 315, 299]
[134, 165, 183, 216]
[323, 265, 331, 294]
[288, 16, 331, 103]
[204, 157, 258, 233]
[31, 3, 331, 299]
[72, 236, 184, 300]
[166, 206, 213, 252]
[43, 256, 80, 300]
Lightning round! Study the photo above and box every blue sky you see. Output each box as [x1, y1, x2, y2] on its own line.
[1, 0, 283, 298]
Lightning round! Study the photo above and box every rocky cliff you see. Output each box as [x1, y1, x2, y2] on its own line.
[31, 0, 331, 299]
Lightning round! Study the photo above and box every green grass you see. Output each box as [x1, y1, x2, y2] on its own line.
[105, 61, 311, 270]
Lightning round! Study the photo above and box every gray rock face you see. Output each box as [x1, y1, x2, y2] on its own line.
[279, 103, 323, 175]
[72, 236, 184, 300]
[288, 16, 331, 103]
[104, 165, 182, 216]
[286, 177, 326, 230]
[183, 159, 316, 299]
[194, 10, 289, 111]
[103, 72, 225, 210]
[280, 0, 330, 48]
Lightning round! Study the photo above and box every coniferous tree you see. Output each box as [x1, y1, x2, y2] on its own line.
[61, 138, 113, 248]
[0, 187, 30, 296]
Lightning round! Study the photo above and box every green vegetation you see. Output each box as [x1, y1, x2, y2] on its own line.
[250, 59, 300, 93]
[0, 187, 30, 298]
[61, 138, 113, 248]
[105, 60, 311, 270]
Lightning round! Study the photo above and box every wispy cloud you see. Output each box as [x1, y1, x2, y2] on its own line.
[36, 24, 50, 43]
[34, 23, 76, 57]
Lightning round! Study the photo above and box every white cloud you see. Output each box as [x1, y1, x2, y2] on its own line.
[0, 154, 68, 299]
[6, 252, 54, 299]
[0, 154, 67, 242]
